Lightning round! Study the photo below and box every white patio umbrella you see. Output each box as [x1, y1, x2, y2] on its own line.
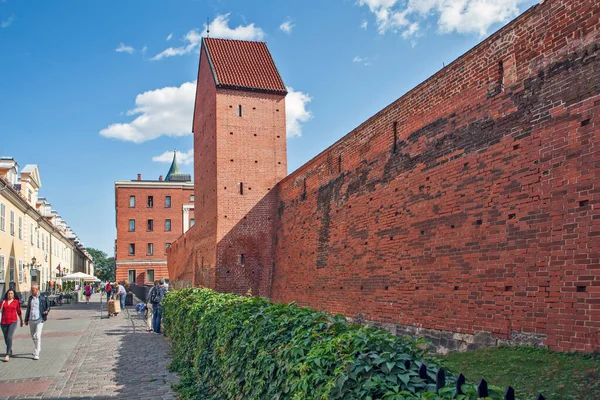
[61, 272, 99, 281]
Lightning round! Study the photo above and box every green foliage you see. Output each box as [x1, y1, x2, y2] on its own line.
[441, 346, 600, 400]
[164, 288, 509, 400]
[86, 248, 115, 282]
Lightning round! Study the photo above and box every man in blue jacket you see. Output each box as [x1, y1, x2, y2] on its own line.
[24, 284, 51, 360]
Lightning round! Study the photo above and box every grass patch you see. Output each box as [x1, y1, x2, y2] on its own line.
[440, 346, 600, 400]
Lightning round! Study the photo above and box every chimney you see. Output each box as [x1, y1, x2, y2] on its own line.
[137, 174, 141, 181]
[159, 175, 163, 181]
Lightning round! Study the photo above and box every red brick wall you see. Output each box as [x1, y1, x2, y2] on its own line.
[168, 46, 287, 295]
[115, 184, 193, 284]
[214, 89, 286, 296]
[272, 0, 600, 352]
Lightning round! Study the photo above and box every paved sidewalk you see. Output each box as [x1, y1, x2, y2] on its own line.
[0, 294, 178, 399]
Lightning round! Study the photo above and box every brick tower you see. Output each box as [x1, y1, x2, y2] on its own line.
[168, 38, 287, 295]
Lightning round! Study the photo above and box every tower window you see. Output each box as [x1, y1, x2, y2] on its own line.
[147, 196, 154, 207]
[237, 105, 243, 117]
[240, 182, 244, 195]
[129, 196, 135, 207]
[147, 219, 154, 231]
[147, 243, 154, 255]
[240, 253, 245, 266]
[129, 244, 135, 255]
[165, 196, 171, 208]
[165, 219, 171, 231]
[129, 219, 135, 231]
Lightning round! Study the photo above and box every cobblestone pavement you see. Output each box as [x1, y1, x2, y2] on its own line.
[0, 294, 179, 399]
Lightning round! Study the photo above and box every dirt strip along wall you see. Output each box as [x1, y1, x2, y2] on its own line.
[272, 0, 600, 352]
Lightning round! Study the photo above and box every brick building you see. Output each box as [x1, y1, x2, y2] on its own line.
[169, 0, 600, 352]
[167, 38, 287, 292]
[115, 152, 194, 285]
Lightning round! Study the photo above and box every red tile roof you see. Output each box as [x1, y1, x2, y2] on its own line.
[203, 38, 287, 94]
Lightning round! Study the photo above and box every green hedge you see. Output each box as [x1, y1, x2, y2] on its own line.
[163, 288, 507, 399]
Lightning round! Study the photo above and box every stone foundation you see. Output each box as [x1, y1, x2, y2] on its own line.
[351, 315, 547, 354]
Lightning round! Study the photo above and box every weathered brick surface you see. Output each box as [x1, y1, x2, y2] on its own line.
[169, 0, 600, 352]
[272, 0, 600, 352]
[168, 43, 286, 296]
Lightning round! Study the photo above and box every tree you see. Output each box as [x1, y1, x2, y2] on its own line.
[87, 248, 115, 282]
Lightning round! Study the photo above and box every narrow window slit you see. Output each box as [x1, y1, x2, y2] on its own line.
[393, 121, 398, 153]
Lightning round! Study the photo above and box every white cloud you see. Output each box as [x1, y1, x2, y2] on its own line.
[1, 15, 14, 28]
[100, 81, 196, 143]
[153, 149, 194, 165]
[166, 33, 173, 41]
[353, 56, 372, 66]
[151, 30, 202, 60]
[115, 43, 134, 53]
[205, 13, 265, 40]
[285, 87, 312, 138]
[102, 81, 311, 142]
[280, 19, 294, 34]
[360, 20, 368, 29]
[358, 0, 524, 37]
[151, 14, 265, 61]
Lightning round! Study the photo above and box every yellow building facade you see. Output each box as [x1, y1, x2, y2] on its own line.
[0, 157, 93, 297]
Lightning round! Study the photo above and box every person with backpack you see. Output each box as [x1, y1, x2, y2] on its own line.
[145, 280, 160, 332]
[149, 279, 167, 334]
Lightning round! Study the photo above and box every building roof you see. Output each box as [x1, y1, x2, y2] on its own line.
[165, 151, 191, 182]
[203, 38, 287, 95]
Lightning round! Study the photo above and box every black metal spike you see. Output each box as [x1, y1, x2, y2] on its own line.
[477, 379, 489, 398]
[456, 373, 466, 395]
[419, 363, 428, 380]
[504, 386, 515, 400]
[536, 394, 545, 400]
[435, 369, 446, 392]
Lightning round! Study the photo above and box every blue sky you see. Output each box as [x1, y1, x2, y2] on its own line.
[0, 0, 538, 255]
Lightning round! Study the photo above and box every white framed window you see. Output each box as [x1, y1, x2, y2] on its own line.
[37, 229, 40, 248]
[18, 216, 22, 240]
[8, 257, 15, 282]
[0, 254, 4, 283]
[30, 223, 34, 245]
[165, 196, 171, 208]
[18, 259, 23, 283]
[190, 195, 194, 202]
[0, 203, 5, 231]
[146, 269, 155, 283]
[42, 233, 45, 251]
[129, 195, 135, 207]
[190, 218, 195, 227]
[147, 243, 153, 255]
[165, 219, 171, 231]
[128, 269, 136, 283]
[129, 219, 135, 231]
[9, 210, 15, 236]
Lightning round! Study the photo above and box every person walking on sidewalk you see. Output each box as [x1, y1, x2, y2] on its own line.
[150, 279, 167, 334]
[84, 283, 92, 304]
[1, 289, 23, 362]
[24, 284, 51, 360]
[105, 282, 112, 301]
[145, 280, 160, 332]
[117, 282, 127, 310]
